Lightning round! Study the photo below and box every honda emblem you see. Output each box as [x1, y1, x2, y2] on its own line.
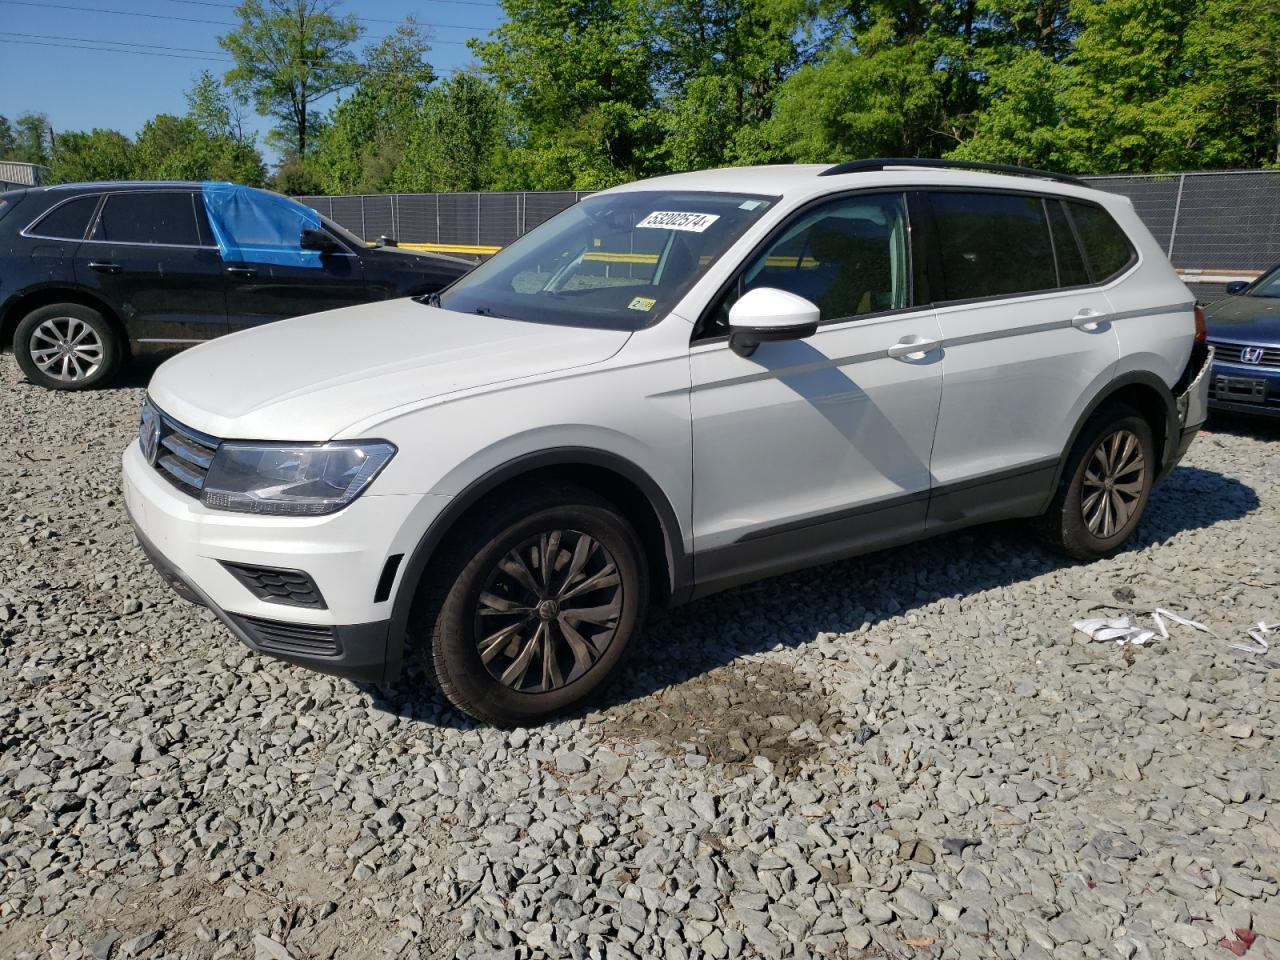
[1241, 346, 1264, 364]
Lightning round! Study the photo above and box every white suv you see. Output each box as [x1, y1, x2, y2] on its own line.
[122, 160, 1212, 724]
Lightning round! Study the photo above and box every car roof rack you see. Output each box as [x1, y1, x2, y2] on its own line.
[818, 157, 1088, 188]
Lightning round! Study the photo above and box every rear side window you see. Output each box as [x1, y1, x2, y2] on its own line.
[1046, 200, 1089, 286]
[929, 192, 1056, 300]
[1066, 201, 1136, 282]
[91, 192, 201, 246]
[29, 195, 100, 240]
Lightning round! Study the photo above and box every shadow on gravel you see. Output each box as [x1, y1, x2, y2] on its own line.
[365, 464, 1258, 735]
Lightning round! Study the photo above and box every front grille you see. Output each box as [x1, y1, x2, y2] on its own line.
[142, 402, 220, 497]
[1208, 339, 1280, 369]
[221, 562, 327, 609]
[229, 613, 341, 657]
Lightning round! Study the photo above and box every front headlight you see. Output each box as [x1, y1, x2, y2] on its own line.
[201, 441, 396, 516]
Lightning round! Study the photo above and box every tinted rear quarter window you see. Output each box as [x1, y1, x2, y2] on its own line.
[92, 192, 201, 246]
[930, 192, 1057, 300]
[1066, 201, 1135, 282]
[1046, 200, 1089, 286]
[30, 195, 100, 240]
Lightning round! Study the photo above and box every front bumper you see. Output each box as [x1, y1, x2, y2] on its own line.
[1207, 357, 1280, 418]
[122, 439, 438, 683]
[128, 512, 391, 682]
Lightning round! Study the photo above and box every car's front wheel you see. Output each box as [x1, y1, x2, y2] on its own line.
[1039, 403, 1156, 560]
[13, 303, 123, 390]
[417, 484, 649, 725]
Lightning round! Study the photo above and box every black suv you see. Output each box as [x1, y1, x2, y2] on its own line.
[0, 181, 472, 389]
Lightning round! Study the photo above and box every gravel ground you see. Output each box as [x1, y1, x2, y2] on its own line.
[2, 352, 1279, 960]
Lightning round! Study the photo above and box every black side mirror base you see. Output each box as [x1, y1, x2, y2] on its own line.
[729, 323, 819, 358]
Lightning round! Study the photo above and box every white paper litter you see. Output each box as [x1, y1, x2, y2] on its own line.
[1073, 608, 1276, 655]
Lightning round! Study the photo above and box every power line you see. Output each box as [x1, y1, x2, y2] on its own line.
[0, 0, 497, 31]
[0, 0, 235, 24]
[10, 31, 230, 57]
[0, 36, 231, 62]
[2, 31, 476, 65]
[164, 0, 502, 19]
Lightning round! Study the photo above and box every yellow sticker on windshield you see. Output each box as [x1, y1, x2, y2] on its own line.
[628, 296, 657, 312]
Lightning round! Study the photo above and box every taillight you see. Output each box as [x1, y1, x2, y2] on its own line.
[1194, 305, 1207, 342]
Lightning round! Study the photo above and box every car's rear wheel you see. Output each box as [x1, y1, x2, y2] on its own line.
[416, 484, 648, 725]
[13, 303, 122, 390]
[1039, 404, 1156, 560]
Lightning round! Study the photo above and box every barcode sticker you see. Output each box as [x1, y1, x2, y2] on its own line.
[636, 211, 721, 232]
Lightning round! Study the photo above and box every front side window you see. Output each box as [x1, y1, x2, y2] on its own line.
[436, 191, 776, 330]
[705, 192, 911, 336]
[1066, 201, 1136, 282]
[30, 195, 100, 240]
[92, 192, 201, 246]
[930, 191, 1057, 300]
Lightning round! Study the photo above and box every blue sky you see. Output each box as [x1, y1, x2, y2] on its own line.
[0, 0, 506, 162]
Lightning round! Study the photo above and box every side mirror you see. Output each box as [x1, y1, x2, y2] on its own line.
[300, 228, 338, 253]
[728, 287, 820, 358]
[377, 234, 399, 247]
[1225, 280, 1249, 296]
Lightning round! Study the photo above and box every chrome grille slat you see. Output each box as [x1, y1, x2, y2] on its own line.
[141, 400, 221, 498]
[160, 432, 214, 468]
[1208, 339, 1280, 369]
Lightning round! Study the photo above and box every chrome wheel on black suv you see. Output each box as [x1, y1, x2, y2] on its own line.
[1040, 404, 1156, 560]
[14, 303, 122, 391]
[418, 485, 647, 725]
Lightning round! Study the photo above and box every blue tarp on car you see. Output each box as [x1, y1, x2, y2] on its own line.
[201, 181, 323, 268]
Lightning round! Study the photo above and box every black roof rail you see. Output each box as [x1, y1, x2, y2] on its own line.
[818, 157, 1088, 188]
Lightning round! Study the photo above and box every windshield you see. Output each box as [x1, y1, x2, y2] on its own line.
[1247, 265, 1280, 298]
[436, 191, 776, 329]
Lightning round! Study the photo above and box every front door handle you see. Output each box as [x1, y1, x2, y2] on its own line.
[87, 261, 122, 274]
[1071, 308, 1108, 330]
[226, 266, 258, 278]
[887, 336, 940, 360]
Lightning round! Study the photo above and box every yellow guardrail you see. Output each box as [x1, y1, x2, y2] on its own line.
[391, 240, 821, 270]
[398, 241, 504, 256]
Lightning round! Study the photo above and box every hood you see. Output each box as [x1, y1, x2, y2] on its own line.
[148, 300, 631, 440]
[1205, 295, 1280, 343]
[363, 243, 475, 271]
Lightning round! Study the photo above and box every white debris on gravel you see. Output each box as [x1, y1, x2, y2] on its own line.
[1, 353, 1278, 960]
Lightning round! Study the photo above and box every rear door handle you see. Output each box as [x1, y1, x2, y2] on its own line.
[226, 266, 258, 278]
[887, 336, 940, 359]
[87, 261, 122, 274]
[1071, 309, 1108, 329]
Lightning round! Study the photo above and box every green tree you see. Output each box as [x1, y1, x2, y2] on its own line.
[748, 2, 981, 164]
[311, 20, 436, 193]
[46, 129, 133, 183]
[392, 71, 510, 191]
[652, 0, 808, 169]
[132, 114, 267, 185]
[473, 0, 661, 188]
[0, 112, 53, 165]
[219, 0, 363, 157]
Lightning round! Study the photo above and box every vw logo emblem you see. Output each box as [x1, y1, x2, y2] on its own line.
[139, 406, 161, 465]
[1241, 346, 1264, 365]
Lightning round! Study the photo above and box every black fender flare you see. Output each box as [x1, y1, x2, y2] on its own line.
[1045, 370, 1179, 507]
[383, 447, 692, 682]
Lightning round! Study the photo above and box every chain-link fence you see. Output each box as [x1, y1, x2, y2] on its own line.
[300, 191, 596, 250]
[302, 169, 1279, 300]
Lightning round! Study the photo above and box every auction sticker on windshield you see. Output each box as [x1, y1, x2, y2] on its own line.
[637, 211, 721, 232]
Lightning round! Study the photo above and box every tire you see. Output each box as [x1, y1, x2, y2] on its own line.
[415, 484, 649, 725]
[1038, 403, 1156, 560]
[13, 303, 123, 390]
